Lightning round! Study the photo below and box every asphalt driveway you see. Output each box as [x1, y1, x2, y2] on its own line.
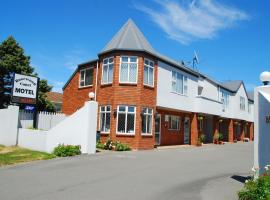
[0, 143, 253, 200]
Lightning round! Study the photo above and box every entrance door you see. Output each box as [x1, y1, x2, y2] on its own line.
[184, 117, 190, 144]
[155, 114, 161, 145]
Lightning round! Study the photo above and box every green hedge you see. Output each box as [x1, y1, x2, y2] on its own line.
[53, 144, 81, 157]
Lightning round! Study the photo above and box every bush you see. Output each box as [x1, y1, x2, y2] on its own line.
[96, 140, 105, 149]
[199, 134, 206, 143]
[115, 141, 131, 151]
[238, 169, 270, 200]
[214, 132, 223, 141]
[53, 144, 81, 157]
[104, 137, 113, 150]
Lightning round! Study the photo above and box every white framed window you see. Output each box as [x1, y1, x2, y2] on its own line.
[141, 107, 153, 135]
[172, 71, 188, 95]
[79, 67, 93, 87]
[220, 89, 230, 110]
[102, 57, 114, 84]
[117, 105, 136, 134]
[100, 105, 111, 133]
[143, 59, 154, 86]
[240, 96, 245, 111]
[169, 115, 180, 130]
[119, 56, 138, 83]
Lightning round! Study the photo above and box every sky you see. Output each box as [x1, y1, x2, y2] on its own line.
[0, 0, 269, 92]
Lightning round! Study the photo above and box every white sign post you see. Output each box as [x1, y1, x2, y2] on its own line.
[11, 73, 39, 105]
[254, 72, 270, 176]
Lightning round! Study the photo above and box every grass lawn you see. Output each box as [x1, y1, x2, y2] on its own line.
[0, 145, 55, 167]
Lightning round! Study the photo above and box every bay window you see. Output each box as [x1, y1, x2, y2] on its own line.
[102, 57, 114, 84]
[119, 56, 138, 83]
[172, 71, 188, 95]
[143, 59, 154, 86]
[141, 107, 153, 134]
[117, 105, 136, 134]
[100, 105, 111, 133]
[79, 67, 93, 87]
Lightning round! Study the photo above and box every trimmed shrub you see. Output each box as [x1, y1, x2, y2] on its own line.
[115, 141, 131, 151]
[238, 169, 270, 200]
[96, 140, 105, 149]
[53, 144, 81, 157]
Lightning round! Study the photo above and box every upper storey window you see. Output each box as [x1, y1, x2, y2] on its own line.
[240, 96, 246, 111]
[171, 71, 188, 95]
[102, 57, 114, 84]
[119, 56, 138, 83]
[220, 89, 230, 110]
[79, 67, 93, 87]
[144, 59, 154, 87]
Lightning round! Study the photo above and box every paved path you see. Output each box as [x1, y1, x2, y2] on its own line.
[0, 143, 253, 200]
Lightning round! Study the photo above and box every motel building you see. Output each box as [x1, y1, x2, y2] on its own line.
[62, 19, 254, 150]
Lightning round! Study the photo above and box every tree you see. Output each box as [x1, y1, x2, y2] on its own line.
[0, 36, 55, 111]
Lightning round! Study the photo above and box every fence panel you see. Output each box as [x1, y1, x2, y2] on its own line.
[18, 110, 66, 130]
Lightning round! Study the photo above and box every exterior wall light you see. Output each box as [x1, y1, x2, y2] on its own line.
[88, 92, 95, 100]
[260, 71, 270, 85]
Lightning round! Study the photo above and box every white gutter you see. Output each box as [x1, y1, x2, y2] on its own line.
[95, 60, 99, 101]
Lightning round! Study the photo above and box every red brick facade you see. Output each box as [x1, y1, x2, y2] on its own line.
[62, 51, 254, 150]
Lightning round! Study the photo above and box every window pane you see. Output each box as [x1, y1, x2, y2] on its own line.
[150, 61, 154, 67]
[101, 106, 105, 111]
[100, 113, 105, 132]
[142, 115, 147, 133]
[117, 113, 126, 133]
[145, 59, 149, 65]
[104, 59, 108, 64]
[129, 63, 137, 82]
[109, 57, 114, 63]
[120, 63, 128, 82]
[121, 57, 128, 62]
[128, 106, 134, 112]
[144, 66, 148, 84]
[127, 114, 135, 133]
[118, 106, 126, 112]
[147, 115, 152, 133]
[85, 68, 93, 85]
[172, 82, 176, 92]
[102, 65, 108, 83]
[106, 106, 110, 112]
[105, 113, 110, 132]
[149, 67, 154, 85]
[108, 64, 113, 83]
[130, 57, 137, 62]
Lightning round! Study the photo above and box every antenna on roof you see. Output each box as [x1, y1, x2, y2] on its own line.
[193, 50, 199, 71]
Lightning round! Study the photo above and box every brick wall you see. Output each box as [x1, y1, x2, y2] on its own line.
[62, 63, 97, 115]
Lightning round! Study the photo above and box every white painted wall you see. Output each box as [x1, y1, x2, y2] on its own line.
[254, 86, 270, 175]
[157, 62, 254, 122]
[18, 129, 47, 152]
[157, 61, 198, 112]
[0, 106, 19, 146]
[46, 101, 97, 154]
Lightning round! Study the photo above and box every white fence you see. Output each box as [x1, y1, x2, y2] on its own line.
[18, 111, 66, 130]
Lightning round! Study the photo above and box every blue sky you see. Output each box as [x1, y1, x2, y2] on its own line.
[0, 0, 269, 92]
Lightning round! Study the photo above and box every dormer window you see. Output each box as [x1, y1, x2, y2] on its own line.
[79, 67, 93, 87]
[119, 56, 138, 83]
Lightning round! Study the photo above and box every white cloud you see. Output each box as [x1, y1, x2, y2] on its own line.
[135, 0, 249, 44]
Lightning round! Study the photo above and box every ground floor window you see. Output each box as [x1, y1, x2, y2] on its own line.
[100, 105, 111, 133]
[141, 107, 153, 134]
[117, 105, 136, 134]
[169, 115, 180, 130]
